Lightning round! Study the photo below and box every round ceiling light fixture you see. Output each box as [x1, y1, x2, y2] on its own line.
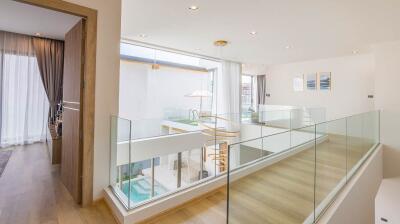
[139, 34, 148, 38]
[285, 45, 292, 49]
[214, 40, 228, 47]
[352, 50, 359, 54]
[189, 5, 199, 10]
[35, 32, 41, 36]
[250, 31, 257, 35]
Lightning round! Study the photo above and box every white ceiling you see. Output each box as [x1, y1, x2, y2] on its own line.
[0, 1, 81, 40]
[122, 0, 400, 66]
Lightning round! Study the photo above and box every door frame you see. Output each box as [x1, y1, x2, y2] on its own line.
[16, 0, 97, 206]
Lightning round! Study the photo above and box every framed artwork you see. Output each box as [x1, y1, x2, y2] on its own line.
[293, 74, 304, 92]
[319, 72, 331, 90]
[306, 73, 317, 90]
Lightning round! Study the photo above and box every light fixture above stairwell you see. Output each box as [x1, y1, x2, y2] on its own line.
[151, 49, 160, 70]
[214, 40, 228, 47]
[188, 5, 199, 11]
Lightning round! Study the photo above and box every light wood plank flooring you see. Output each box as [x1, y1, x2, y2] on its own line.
[141, 135, 373, 224]
[0, 143, 117, 224]
[0, 136, 373, 224]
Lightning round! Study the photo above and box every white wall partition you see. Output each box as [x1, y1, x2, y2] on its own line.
[119, 60, 214, 121]
[373, 40, 400, 178]
[265, 54, 375, 120]
[63, 0, 122, 200]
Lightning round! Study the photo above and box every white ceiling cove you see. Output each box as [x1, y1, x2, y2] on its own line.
[0, 1, 81, 40]
[122, 0, 400, 65]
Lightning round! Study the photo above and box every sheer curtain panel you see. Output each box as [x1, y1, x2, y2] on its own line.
[0, 31, 49, 147]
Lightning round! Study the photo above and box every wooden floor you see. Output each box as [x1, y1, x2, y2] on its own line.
[0, 137, 373, 224]
[141, 135, 373, 224]
[0, 143, 117, 224]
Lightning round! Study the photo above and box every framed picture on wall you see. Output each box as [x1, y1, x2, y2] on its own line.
[306, 73, 317, 90]
[319, 72, 331, 90]
[293, 74, 304, 92]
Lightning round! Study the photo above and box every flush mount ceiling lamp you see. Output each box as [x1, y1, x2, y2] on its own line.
[285, 45, 292, 49]
[352, 50, 359, 54]
[250, 31, 257, 35]
[188, 5, 199, 10]
[138, 34, 148, 38]
[214, 40, 228, 47]
[35, 32, 41, 36]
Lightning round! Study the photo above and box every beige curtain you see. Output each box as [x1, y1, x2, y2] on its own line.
[32, 37, 64, 124]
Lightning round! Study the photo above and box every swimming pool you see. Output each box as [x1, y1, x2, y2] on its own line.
[121, 176, 168, 204]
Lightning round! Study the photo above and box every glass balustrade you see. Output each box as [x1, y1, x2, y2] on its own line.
[227, 110, 380, 223]
[110, 109, 379, 222]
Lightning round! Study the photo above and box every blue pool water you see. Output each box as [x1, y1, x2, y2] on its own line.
[121, 176, 168, 203]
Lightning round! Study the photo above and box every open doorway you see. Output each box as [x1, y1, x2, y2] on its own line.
[0, 0, 96, 206]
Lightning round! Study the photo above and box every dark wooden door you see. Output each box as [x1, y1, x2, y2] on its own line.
[61, 19, 84, 204]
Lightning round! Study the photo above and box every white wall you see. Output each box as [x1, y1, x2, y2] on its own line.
[265, 54, 375, 120]
[373, 40, 400, 178]
[119, 60, 212, 121]
[64, 0, 121, 200]
[375, 177, 400, 224]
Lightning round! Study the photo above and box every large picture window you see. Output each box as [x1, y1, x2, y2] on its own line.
[0, 31, 49, 147]
[241, 75, 257, 114]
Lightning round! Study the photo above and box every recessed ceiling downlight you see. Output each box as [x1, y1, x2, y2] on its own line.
[189, 5, 199, 10]
[285, 45, 291, 49]
[139, 34, 148, 38]
[250, 31, 257, 35]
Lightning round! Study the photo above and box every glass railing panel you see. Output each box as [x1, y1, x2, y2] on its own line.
[307, 107, 327, 124]
[123, 127, 215, 207]
[290, 122, 318, 149]
[314, 118, 347, 219]
[211, 113, 241, 175]
[347, 113, 367, 173]
[362, 111, 380, 150]
[180, 148, 204, 187]
[110, 115, 132, 208]
[259, 109, 292, 129]
[346, 111, 379, 179]
[262, 130, 291, 155]
[111, 110, 379, 214]
[228, 127, 316, 224]
[123, 158, 155, 205]
[228, 138, 263, 171]
[131, 117, 203, 140]
[152, 154, 178, 203]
